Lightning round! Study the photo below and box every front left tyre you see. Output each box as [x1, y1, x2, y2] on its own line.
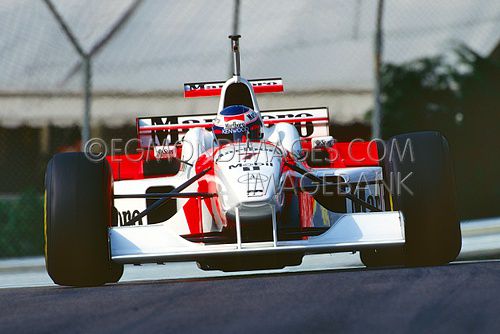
[361, 131, 462, 267]
[45, 152, 123, 287]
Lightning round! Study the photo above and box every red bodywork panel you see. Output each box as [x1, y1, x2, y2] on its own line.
[106, 147, 182, 181]
[106, 153, 143, 180]
[302, 141, 379, 168]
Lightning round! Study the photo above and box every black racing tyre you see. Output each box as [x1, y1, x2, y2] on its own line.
[45, 152, 123, 286]
[107, 262, 124, 284]
[360, 247, 405, 268]
[361, 131, 461, 267]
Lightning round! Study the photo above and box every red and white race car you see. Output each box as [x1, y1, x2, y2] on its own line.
[44, 36, 461, 286]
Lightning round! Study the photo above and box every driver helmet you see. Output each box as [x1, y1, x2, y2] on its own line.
[212, 105, 263, 143]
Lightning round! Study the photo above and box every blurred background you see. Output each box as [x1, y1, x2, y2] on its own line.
[0, 0, 499, 258]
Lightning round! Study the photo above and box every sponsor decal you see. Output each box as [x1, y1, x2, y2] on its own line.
[247, 189, 264, 197]
[138, 115, 214, 147]
[250, 80, 281, 87]
[228, 162, 273, 170]
[222, 123, 247, 134]
[237, 173, 269, 183]
[247, 111, 257, 120]
[148, 116, 180, 145]
[241, 152, 258, 160]
[237, 173, 270, 197]
[154, 146, 175, 159]
[312, 136, 335, 148]
[139, 107, 328, 148]
[350, 183, 384, 213]
[186, 83, 224, 91]
[117, 210, 143, 226]
[185, 79, 281, 92]
[217, 146, 281, 160]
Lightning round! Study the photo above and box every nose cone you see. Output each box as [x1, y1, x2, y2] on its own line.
[214, 142, 284, 212]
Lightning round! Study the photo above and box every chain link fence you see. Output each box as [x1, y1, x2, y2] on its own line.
[0, 0, 498, 257]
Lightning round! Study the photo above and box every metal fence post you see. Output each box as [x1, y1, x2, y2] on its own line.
[372, 0, 384, 139]
[82, 56, 92, 147]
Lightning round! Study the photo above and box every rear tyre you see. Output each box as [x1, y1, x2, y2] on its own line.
[361, 131, 461, 267]
[45, 153, 123, 286]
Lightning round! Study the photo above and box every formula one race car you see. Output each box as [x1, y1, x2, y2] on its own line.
[44, 36, 461, 286]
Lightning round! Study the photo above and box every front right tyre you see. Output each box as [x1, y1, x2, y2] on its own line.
[45, 152, 123, 286]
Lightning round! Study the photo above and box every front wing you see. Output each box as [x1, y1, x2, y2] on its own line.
[109, 210, 405, 264]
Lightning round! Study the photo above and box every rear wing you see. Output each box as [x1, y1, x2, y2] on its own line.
[184, 78, 284, 98]
[137, 107, 329, 148]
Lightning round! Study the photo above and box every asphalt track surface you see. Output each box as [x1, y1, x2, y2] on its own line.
[0, 261, 499, 333]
